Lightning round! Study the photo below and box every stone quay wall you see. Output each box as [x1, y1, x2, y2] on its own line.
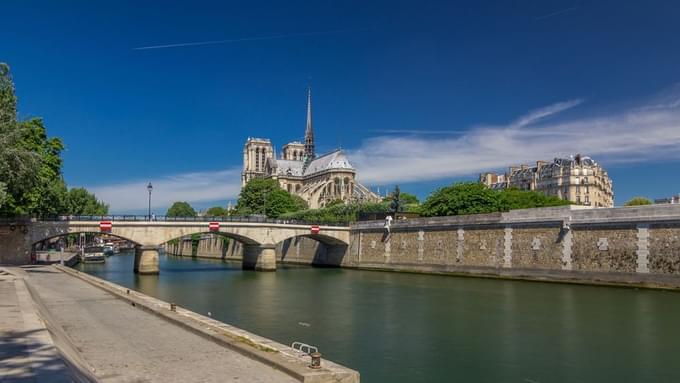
[343, 205, 680, 289]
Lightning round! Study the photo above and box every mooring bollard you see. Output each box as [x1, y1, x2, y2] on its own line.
[170, 303, 177, 312]
[126, 289, 130, 295]
[309, 352, 322, 369]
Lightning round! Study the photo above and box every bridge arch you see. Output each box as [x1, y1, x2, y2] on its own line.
[30, 231, 141, 248]
[274, 233, 349, 267]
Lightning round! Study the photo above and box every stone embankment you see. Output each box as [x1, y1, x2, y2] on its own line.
[346, 205, 680, 289]
[1, 265, 359, 383]
[175, 205, 680, 290]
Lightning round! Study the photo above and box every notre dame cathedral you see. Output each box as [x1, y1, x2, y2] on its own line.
[241, 88, 379, 209]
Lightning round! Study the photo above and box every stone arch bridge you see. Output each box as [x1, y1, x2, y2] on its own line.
[25, 220, 350, 274]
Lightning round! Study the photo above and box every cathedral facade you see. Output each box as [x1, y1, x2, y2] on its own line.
[241, 89, 379, 209]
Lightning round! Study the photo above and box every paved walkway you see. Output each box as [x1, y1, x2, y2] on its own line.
[0, 268, 71, 382]
[5, 266, 297, 383]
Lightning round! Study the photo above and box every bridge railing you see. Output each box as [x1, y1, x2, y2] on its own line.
[1, 215, 349, 227]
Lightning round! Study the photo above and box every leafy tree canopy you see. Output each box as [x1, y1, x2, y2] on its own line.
[236, 178, 307, 218]
[420, 182, 569, 217]
[421, 182, 500, 217]
[0, 63, 108, 217]
[166, 201, 197, 217]
[66, 188, 109, 215]
[205, 206, 227, 216]
[497, 188, 571, 211]
[279, 201, 390, 224]
[625, 196, 652, 206]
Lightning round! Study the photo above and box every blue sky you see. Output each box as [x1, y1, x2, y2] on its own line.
[4, 0, 680, 213]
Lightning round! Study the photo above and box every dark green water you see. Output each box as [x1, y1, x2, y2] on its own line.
[77, 252, 680, 382]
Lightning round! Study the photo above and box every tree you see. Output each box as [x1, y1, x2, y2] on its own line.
[236, 178, 307, 217]
[265, 189, 307, 218]
[497, 188, 570, 211]
[420, 182, 501, 217]
[166, 201, 197, 217]
[10, 118, 68, 216]
[66, 188, 109, 215]
[0, 63, 40, 215]
[205, 206, 227, 217]
[625, 196, 652, 206]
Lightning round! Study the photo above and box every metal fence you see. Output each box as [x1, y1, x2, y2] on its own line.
[0, 215, 349, 227]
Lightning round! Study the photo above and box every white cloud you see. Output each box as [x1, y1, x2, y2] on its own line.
[350, 97, 680, 185]
[88, 168, 242, 213]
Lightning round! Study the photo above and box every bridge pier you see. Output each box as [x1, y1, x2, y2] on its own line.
[134, 245, 160, 275]
[243, 245, 276, 271]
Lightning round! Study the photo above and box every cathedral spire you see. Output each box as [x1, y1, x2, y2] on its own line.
[304, 86, 315, 161]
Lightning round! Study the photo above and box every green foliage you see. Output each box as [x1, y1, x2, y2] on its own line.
[166, 201, 197, 217]
[0, 63, 40, 215]
[205, 206, 227, 217]
[279, 201, 390, 224]
[325, 199, 345, 208]
[65, 188, 109, 215]
[420, 182, 570, 217]
[384, 190, 420, 205]
[236, 178, 307, 218]
[0, 63, 17, 127]
[9, 118, 68, 216]
[497, 188, 571, 211]
[625, 196, 652, 206]
[0, 63, 107, 217]
[421, 182, 500, 217]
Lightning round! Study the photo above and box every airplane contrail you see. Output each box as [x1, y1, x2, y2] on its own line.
[534, 5, 580, 20]
[133, 27, 372, 50]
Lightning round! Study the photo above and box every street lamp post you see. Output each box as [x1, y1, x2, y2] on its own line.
[147, 182, 153, 221]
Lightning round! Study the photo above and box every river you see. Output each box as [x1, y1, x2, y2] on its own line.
[76, 251, 680, 382]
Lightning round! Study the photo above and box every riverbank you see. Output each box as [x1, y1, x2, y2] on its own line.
[0, 267, 75, 382]
[1, 264, 359, 382]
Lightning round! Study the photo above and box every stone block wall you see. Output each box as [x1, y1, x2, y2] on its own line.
[648, 223, 680, 274]
[345, 205, 680, 289]
[0, 227, 31, 264]
[571, 226, 638, 273]
[510, 226, 563, 270]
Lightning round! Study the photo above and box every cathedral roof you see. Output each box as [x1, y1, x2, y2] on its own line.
[303, 150, 355, 176]
[268, 158, 304, 177]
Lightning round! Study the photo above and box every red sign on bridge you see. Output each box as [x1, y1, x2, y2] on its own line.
[209, 222, 220, 231]
[310, 225, 320, 235]
[100, 221, 112, 232]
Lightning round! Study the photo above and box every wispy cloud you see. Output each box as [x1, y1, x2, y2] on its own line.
[88, 168, 242, 213]
[133, 27, 372, 50]
[535, 5, 580, 21]
[370, 129, 466, 135]
[350, 97, 680, 185]
[511, 99, 583, 128]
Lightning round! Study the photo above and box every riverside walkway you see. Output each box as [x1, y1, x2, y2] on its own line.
[1, 265, 340, 383]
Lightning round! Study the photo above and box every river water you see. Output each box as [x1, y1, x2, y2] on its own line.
[76, 252, 680, 382]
